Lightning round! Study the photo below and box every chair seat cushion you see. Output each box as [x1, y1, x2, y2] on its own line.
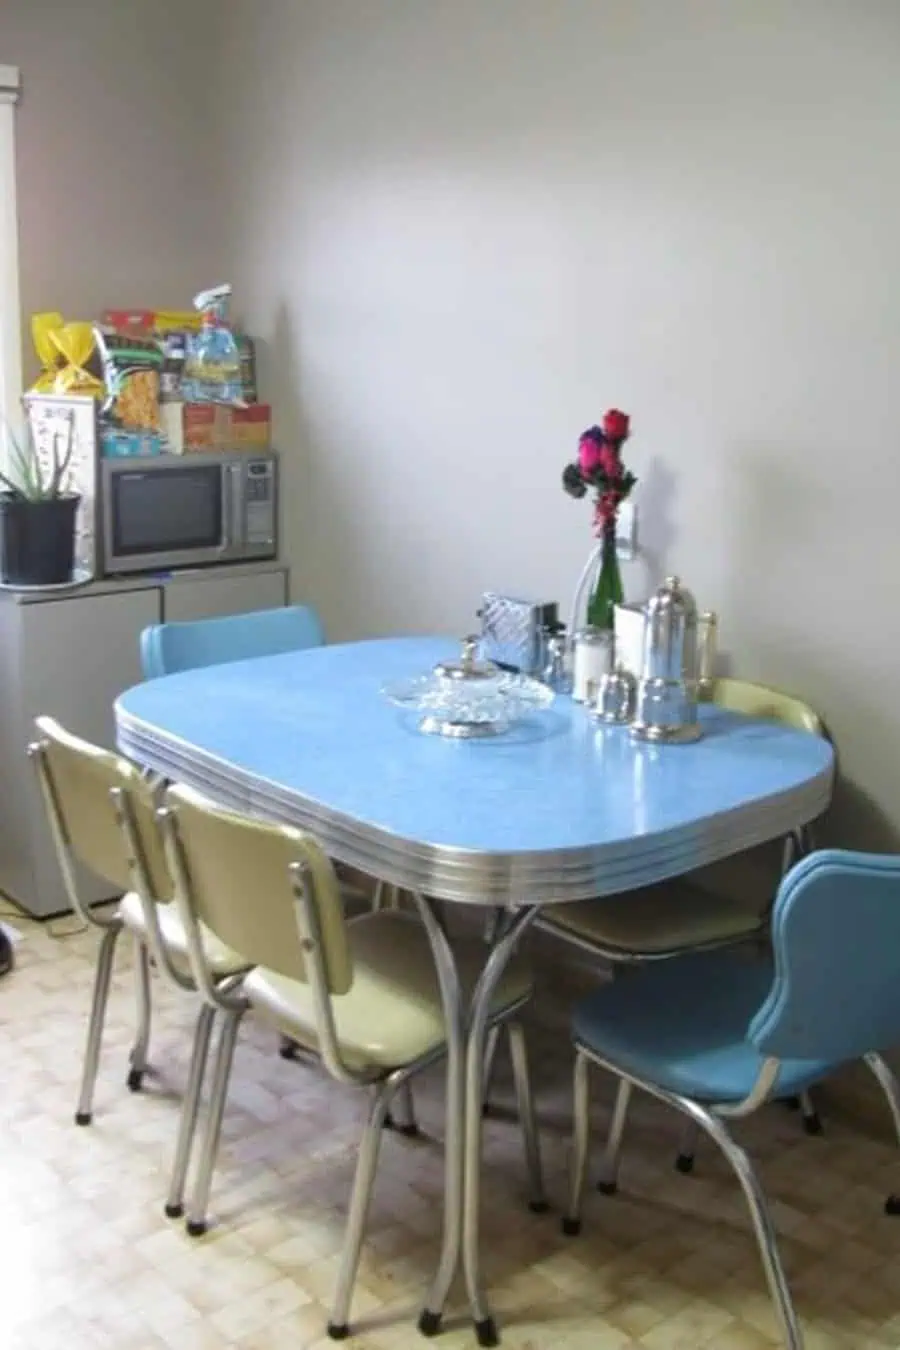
[118, 891, 247, 976]
[243, 911, 532, 1073]
[542, 879, 765, 956]
[572, 949, 837, 1102]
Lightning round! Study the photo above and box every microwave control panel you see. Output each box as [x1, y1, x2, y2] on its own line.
[245, 461, 276, 544]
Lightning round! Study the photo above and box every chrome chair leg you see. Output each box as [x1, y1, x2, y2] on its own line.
[481, 1024, 502, 1117]
[675, 1095, 803, 1350]
[598, 1077, 632, 1194]
[506, 1020, 547, 1212]
[165, 1002, 215, 1220]
[327, 1077, 394, 1338]
[185, 1008, 243, 1237]
[675, 1117, 700, 1173]
[864, 1053, 900, 1215]
[798, 1089, 822, 1135]
[75, 924, 121, 1126]
[384, 1079, 419, 1137]
[127, 938, 153, 1092]
[562, 1049, 592, 1235]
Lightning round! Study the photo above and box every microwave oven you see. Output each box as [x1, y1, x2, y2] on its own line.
[99, 451, 278, 576]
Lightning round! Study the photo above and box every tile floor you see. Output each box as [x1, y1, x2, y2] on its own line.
[2, 906, 900, 1350]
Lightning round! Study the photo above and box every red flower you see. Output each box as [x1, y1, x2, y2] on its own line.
[598, 443, 620, 480]
[577, 433, 605, 476]
[602, 409, 630, 442]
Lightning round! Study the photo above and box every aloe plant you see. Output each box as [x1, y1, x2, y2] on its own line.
[0, 412, 74, 501]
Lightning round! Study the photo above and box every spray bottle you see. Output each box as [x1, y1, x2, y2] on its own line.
[182, 284, 244, 405]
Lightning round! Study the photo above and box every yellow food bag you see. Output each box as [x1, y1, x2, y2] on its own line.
[29, 313, 104, 398]
[30, 312, 65, 392]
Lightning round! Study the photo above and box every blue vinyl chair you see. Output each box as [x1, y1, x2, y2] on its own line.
[562, 849, 900, 1350]
[140, 604, 325, 680]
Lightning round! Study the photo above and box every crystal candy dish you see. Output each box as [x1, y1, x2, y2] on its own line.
[382, 636, 554, 738]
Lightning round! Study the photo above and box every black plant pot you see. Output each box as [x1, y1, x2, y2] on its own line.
[0, 493, 80, 586]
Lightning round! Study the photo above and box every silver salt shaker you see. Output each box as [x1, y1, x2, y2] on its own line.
[541, 628, 572, 695]
[593, 665, 637, 724]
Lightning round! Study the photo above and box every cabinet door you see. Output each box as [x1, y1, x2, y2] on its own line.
[163, 568, 288, 624]
[21, 588, 161, 915]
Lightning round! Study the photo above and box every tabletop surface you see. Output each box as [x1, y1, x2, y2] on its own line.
[116, 637, 835, 903]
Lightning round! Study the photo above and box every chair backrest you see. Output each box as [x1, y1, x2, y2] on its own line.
[711, 677, 824, 737]
[30, 716, 170, 902]
[140, 604, 325, 680]
[161, 782, 352, 995]
[749, 848, 900, 1062]
[690, 679, 826, 907]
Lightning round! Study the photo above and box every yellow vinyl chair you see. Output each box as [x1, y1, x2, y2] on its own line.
[158, 782, 545, 1341]
[29, 716, 248, 1218]
[535, 679, 828, 1174]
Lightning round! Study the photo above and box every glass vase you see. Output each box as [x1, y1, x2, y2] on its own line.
[586, 527, 623, 631]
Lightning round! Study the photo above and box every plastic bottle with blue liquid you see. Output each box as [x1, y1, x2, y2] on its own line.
[182, 284, 244, 405]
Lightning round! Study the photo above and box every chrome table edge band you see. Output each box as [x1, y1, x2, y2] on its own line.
[116, 710, 834, 906]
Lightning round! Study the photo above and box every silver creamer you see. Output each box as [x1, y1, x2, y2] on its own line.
[631, 575, 702, 743]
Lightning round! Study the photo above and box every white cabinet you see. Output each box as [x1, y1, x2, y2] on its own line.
[163, 567, 288, 623]
[0, 563, 290, 917]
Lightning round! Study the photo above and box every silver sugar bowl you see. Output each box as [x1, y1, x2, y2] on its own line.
[631, 575, 702, 743]
[593, 665, 637, 724]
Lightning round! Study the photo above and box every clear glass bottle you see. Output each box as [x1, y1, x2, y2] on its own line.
[541, 627, 572, 694]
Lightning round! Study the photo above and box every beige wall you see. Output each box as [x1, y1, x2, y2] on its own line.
[2, 0, 219, 378]
[218, 0, 900, 851]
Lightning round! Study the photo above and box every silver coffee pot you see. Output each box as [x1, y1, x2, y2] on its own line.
[631, 576, 702, 743]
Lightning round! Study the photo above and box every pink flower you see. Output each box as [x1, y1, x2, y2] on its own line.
[578, 433, 604, 476]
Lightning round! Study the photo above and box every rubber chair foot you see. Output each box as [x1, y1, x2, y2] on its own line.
[783, 1095, 801, 1111]
[164, 1203, 184, 1219]
[279, 1040, 299, 1060]
[474, 1316, 499, 1347]
[327, 1323, 349, 1340]
[482, 1102, 492, 1118]
[596, 1180, 617, 1195]
[418, 1310, 443, 1337]
[885, 1194, 900, 1216]
[74, 1111, 92, 1127]
[126, 1067, 144, 1092]
[185, 1219, 208, 1238]
[561, 1217, 582, 1236]
[528, 1199, 550, 1214]
[384, 1113, 420, 1137]
[675, 1152, 695, 1174]
[802, 1112, 823, 1136]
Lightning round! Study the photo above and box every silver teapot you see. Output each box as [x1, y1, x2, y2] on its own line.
[631, 576, 702, 743]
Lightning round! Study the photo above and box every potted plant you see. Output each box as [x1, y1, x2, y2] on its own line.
[0, 411, 79, 586]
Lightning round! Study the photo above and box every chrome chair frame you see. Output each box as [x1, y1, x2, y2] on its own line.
[29, 731, 236, 1221]
[159, 806, 544, 1341]
[562, 1044, 900, 1350]
[538, 822, 820, 1178]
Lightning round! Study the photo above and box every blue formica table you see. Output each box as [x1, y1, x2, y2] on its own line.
[115, 636, 835, 1344]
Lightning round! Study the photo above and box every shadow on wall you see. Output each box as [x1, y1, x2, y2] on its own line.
[630, 455, 679, 597]
[721, 445, 900, 855]
[267, 303, 370, 635]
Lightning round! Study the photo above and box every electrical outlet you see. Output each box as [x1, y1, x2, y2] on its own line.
[616, 500, 638, 561]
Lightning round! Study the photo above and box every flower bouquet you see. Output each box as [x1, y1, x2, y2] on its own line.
[562, 409, 637, 630]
